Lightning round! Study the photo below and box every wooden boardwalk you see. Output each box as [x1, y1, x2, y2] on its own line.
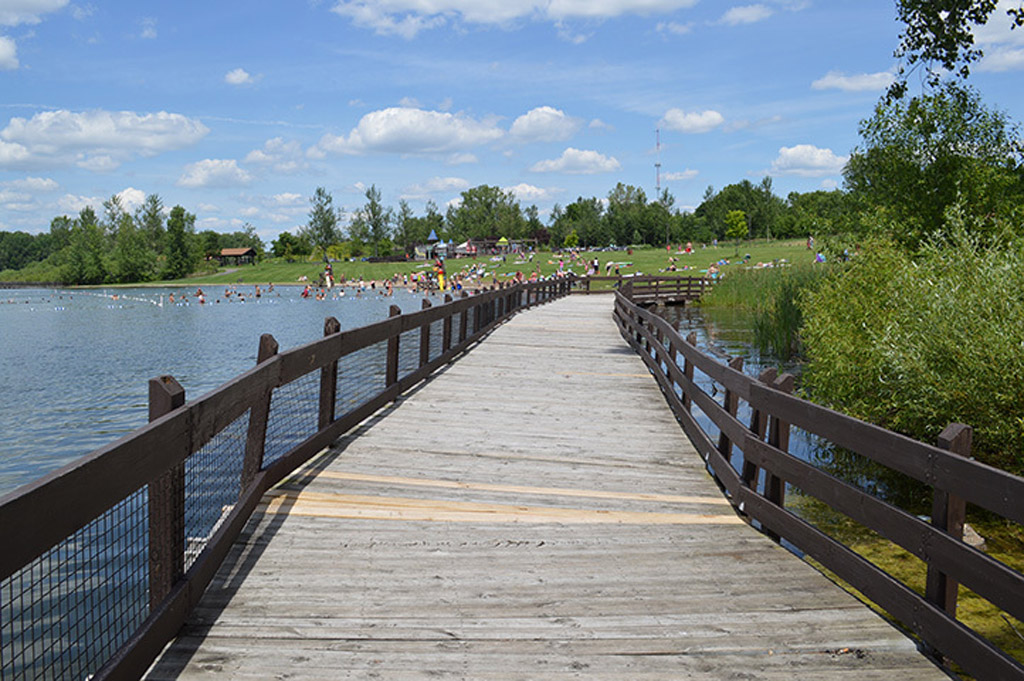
[146, 295, 945, 680]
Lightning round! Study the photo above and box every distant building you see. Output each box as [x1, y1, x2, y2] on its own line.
[219, 247, 257, 265]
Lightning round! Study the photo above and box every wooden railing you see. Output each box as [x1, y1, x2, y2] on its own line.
[0, 277, 574, 681]
[613, 287, 1024, 681]
[575, 274, 711, 303]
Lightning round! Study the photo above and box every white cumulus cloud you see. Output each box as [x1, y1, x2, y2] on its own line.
[314, 107, 503, 156]
[225, 67, 254, 85]
[0, 0, 68, 26]
[446, 152, 478, 165]
[530, 147, 620, 174]
[330, 0, 700, 38]
[58, 193, 102, 214]
[975, 0, 1024, 71]
[664, 169, 698, 181]
[245, 137, 306, 172]
[177, 159, 253, 188]
[0, 36, 19, 70]
[5, 176, 58, 191]
[770, 144, 848, 177]
[401, 176, 470, 199]
[504, 182, 560, 202]
[656, 21, 693, 36]
[719, 4, 773, 25]
[660, 108, 725, 133]
[115, 187, 146, 212]
[0, 109, 209, 170]
[509, 106, 582, 143]
[811, 70, 894, 92]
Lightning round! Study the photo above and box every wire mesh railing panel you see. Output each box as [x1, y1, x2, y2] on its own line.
[183, 409, 250, 571]
[263, 371, 320, 465]
[335, 342, 388, 418]
[1, 489, 148, 681]
[429, 319, 445, 362]
[396, 329, 420, 382]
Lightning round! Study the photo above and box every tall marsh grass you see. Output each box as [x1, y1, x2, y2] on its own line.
[701, 263, 825, 361]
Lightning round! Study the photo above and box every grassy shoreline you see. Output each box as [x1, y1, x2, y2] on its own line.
[2, 239, 813, 288]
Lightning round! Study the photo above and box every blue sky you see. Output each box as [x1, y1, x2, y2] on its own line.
[2, 0, 1024, 244]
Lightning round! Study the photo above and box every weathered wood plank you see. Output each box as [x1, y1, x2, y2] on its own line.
[146, 296, 944, 681]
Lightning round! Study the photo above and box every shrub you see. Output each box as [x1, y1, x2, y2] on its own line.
[800, 231, 1024, 474]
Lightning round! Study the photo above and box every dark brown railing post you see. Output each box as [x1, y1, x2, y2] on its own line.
[147, 375, 186, 612]
[926, 423, 972, 623]
[682, 331, 697, 413]
[420, 298, 432, 368]
[459, 292, 469, 343]
[242, 334, 279, 491]
[716, 357, 744, 468]
[764, 372, 795, 542]
[318, 317, 340, 430]
[442, 294, 453, 353]
[742, 367, 778, 493]
[386, 305, 401, 386]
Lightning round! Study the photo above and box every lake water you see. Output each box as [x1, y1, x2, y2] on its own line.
[0, 285, 431, 496]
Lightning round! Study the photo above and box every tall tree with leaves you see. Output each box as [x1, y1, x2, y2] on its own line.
[394, 199, 414, 252]
[304, 186, 340, 257]
[136, 193, 165, 254]
[111, 213, 155, 283]
[356, 184, 392, 257]
[890, 0, 1023, 100]
[61, 208, 107, 285]
[446, 185, 524, 241]
[844, 82, 1023, 248]
[162, 205, 196, 280]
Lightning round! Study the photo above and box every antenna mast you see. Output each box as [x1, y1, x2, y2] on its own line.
[655, 128, 662, 200]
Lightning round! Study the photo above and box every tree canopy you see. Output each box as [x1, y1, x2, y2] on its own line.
[890, 0, 1024, 99]
[844, 82, 1024, 248]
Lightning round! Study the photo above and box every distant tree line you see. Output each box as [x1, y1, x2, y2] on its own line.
[0, 194, 264, 284]
[272, 180, 866, 264]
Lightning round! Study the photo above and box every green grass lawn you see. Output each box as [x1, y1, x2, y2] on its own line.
[158, 238, 814, 287]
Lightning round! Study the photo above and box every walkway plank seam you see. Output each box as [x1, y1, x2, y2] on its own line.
[146, 295, 946, 680]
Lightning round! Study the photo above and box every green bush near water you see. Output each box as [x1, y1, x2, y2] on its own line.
[800, 231, 1024, 476]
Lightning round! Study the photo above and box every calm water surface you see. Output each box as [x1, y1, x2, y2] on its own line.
[0, 285, 429, 495]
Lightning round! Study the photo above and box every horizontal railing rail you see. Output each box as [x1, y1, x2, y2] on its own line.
[0, 277, 574, 681]
[574, 275, 711, 302]
[613, 286, 1024, 681]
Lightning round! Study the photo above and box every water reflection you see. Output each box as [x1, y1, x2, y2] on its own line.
[0, 286, 429, 496]
[653, 302, 929, 515]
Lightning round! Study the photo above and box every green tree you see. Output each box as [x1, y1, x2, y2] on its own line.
[552, 197, 605, 247]
[394, 199, 415, 252]
[49, 215, 73, 252]
[890, 0, 1023, 100]
[61, 217, 107, 285]
[303, 186, 340, 257]
[0, 231, 53, 270]
[724, 209, 748, 254]
[844, 83, 1023, 249]
[564, 229, 579, 248]
[271, 231, 311, 260]
[136, 194, 165, 253]
[162, 205, 197, 280]
[355, 184, 392, 257]
[199, 230, 222, 260]
[446, 185, 524, 241]
[111, 213, 156, 283]
[102, 194, 128, 238]
[605, 183, 647, 246]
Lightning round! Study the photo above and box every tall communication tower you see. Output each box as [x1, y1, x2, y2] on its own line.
[655, 128, 662, 199]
